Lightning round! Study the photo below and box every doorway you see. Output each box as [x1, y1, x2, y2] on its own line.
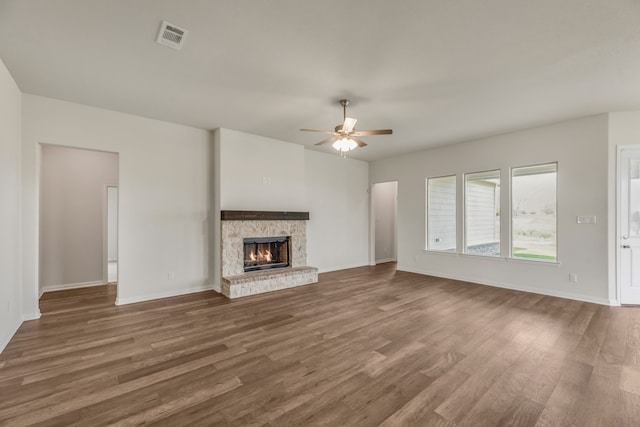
[619, 147, 640, 304]
[106, 186, 119, 284]
[373, 181, 398, 264]
[39, 144, 119, 311]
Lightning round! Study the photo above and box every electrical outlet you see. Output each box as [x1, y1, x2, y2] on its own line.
[569, 273, 578, 283]
[576, 216, 596, 224]
[167, 272, 174, 280]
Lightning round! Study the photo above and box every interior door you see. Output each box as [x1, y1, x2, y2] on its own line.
[619, 148, 640, 304]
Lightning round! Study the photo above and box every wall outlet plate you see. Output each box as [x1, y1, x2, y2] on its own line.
[576, 215, 596, 224]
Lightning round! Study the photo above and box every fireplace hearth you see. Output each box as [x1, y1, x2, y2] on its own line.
[243, 236, 290, 272]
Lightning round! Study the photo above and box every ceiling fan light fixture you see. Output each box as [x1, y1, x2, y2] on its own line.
[332, 137, 358, 152]
[301, 98, 392, 155]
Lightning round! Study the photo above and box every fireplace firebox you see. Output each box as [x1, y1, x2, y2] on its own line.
[243, 236, 290, 272]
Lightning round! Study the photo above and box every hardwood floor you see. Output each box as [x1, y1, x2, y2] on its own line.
[2, 264, 640, 426]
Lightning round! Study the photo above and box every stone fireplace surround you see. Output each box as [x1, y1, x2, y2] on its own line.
[220, 210, 318, 298]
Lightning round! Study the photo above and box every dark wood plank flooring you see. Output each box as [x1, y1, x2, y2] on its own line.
[2, 264, 640, 426]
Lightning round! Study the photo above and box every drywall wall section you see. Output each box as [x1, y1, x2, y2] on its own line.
[39, 145, 118, 291]
[22, 95, 211, 310]
[0, 57, 23, 353]
[218, 128, 305, 211]
[373, 181, 397, 263]
[370, 114, 611, 304]
[304, 150, 369, 272]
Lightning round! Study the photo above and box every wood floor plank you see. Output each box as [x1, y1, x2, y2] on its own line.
[1, 263, 640, 425]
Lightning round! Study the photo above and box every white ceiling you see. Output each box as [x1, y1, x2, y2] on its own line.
[1, 0, 640, 161]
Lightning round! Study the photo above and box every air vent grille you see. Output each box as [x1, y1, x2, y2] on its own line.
[157, 21, 188, 50]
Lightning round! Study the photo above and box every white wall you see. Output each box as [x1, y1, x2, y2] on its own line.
[39, 145, 118, 291]
[22, 95, 211, 309]
[0, 57, 23, 353]
[218, 128, 305, 211]
[305, 150, 370, 272]
[373, 181, 397, 263]
[371, 115, 612, 305]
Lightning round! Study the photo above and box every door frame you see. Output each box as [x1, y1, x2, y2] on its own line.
[370, 180, 399, 265]
[616, 144, 640, 304]
[103, 185, 119, 284]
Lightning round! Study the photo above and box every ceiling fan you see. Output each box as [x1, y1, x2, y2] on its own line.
[301, 99, 392, 155]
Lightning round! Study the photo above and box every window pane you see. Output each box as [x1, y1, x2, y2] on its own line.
[511, 163, 557, 261]
[427, 175, 456, 251]
[465, 170, 500, 256]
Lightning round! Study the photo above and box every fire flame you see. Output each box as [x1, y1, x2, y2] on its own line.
[249, 250, 273, 263]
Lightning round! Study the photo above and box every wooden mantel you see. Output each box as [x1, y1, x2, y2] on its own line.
[220, 210, 310, 221]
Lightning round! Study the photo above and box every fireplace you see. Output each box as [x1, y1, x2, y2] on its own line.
[220, 211, 317, 299]
[243, 236, 290, 272]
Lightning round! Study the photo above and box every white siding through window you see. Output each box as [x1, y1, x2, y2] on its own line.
[466, 181, 499, 246]
[427, 176, 456, 251]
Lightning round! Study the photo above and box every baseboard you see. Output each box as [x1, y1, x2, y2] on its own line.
[318, 263, 369, 274]
[375, 258, 396, 264]
[22, 310, 41, 321]
[212, 281, 221, 293]
[39, 288, 45, 299]
[42, 280, 106, 293]
[0, 316, 22, 354]
[397, 264, 614, 306]
[116, 284, 216, 306]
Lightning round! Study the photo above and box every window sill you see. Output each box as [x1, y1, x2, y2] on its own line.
[505, 257, 561, 266]
[423, 249, 459, 256]
[422, 250, 561, 266]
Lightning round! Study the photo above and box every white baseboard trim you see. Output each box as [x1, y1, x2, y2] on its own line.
[397, 264, 615, 306]
[42, 280, 106, 293]
[375, 258, 397, 264]
[39, 288, 45, 299]
[22, 310, 41, 321]
[212, 281, 221, 293]
[318, 263, 369, 274]
[0, 316, 22, 354]
[116, 284, 216, 306]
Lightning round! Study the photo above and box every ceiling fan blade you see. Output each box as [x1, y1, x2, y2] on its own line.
[300, 128, 338, 135]
[351, 137, 368, 148]
[343, 117, 357, 133]
[351, 129, 393, 136]
[314, 136, 339, 146]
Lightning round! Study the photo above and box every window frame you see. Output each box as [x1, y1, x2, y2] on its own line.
[425, 174, 457, 253]
[463, 169, 501, 257]
[509, 162, 559, 263]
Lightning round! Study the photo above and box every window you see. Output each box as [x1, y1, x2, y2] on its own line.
[465, 170, 500, 256]
[511, 163, 557, 261]
[427, 175, 456, 251]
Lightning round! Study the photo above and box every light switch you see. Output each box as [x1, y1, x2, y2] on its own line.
[576, 215, 596, 224]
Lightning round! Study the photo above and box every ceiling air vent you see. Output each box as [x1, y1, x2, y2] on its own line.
[157, 21, 188, 50]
